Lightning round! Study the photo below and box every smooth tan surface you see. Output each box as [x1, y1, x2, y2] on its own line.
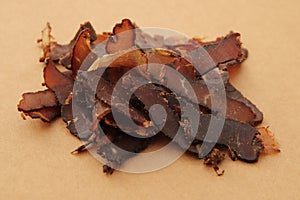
[1, 0, 299, 199]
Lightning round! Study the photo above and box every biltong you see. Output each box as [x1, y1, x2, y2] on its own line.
[17, 18, 279, 175]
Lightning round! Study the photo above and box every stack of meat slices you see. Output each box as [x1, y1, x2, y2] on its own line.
[17, 19, 279, 175]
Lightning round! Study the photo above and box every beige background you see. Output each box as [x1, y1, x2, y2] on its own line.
[1, 0, 300, 199]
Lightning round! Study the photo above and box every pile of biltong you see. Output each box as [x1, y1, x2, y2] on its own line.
[17, 19, 279, 175]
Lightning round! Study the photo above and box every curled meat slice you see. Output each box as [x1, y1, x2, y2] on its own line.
[43, 60, 74, 104]
[106, 19, 136, 54]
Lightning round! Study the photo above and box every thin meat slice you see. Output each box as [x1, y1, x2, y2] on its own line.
[17, 89, 60, 122]
[43, 60, 74, 105]
[38, 22, 97, 67]
[18, 89, 58, 111]
[132, 83, 263, 162]
[70, 29, 97, 74]
[170, 32, 248, 71]
[106, 19, 136, 54]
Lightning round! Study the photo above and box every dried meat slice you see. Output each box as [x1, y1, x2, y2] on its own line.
[43, 60, 74, 104]
[17, 89, 60, 122]
[18, 89, 58, 111]
[131, 83, 263, 162]
[56, 22, 97, 67]
[38, 22, 97, 66]
[194, 114, 263, 162]
[70, 29, 98, 74]
[106, 19, 136, 54]
[170, 32, 248, 71]
[162, 91, 263, 162]
[136, 30, 247, 73]
[189, 79, 258, 124]
[196, 32, 248, 69]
